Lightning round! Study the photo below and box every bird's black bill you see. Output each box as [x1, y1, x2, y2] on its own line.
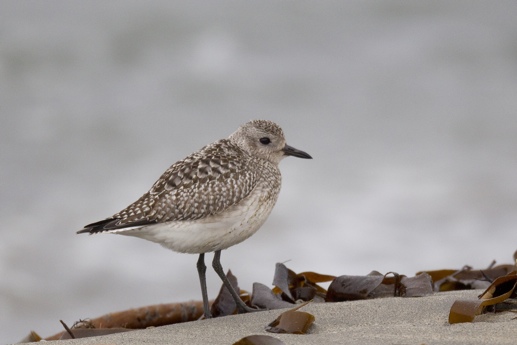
[283, 144, 312, 159]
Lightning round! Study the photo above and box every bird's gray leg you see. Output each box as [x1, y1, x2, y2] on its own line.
[212, 250, 259, 313]
[197, 253, 212, 318]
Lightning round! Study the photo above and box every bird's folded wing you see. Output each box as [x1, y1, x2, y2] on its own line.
[79, 142, 260, 234]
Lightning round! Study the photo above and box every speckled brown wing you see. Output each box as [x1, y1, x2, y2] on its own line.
[79, 139, 260, 234]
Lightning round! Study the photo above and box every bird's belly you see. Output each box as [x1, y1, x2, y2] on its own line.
[113, 189, 277, 254]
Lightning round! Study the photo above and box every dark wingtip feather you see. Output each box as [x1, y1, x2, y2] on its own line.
[76, 228, 91, 235]
[77, 218, 121, 235]
[77, 218, 156, 234]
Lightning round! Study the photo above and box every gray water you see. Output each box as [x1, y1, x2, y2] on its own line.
[2, 1, 517, 343]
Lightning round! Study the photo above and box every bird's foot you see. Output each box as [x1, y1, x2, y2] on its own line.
[237, 303, 264, 314]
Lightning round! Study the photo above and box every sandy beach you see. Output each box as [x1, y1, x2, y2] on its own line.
[34, 290, 516, 345]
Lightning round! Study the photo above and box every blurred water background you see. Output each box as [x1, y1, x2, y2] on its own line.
[2, 1, 517, 343]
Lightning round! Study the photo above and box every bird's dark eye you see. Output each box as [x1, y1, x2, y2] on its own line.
[259, 137, 271, 145]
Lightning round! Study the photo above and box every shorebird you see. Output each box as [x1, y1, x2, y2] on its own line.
[77, 120, 312, 318]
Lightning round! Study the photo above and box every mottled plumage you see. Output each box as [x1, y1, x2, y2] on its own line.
[85, 140, 262, 228]
[77, 119, 311, 318]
